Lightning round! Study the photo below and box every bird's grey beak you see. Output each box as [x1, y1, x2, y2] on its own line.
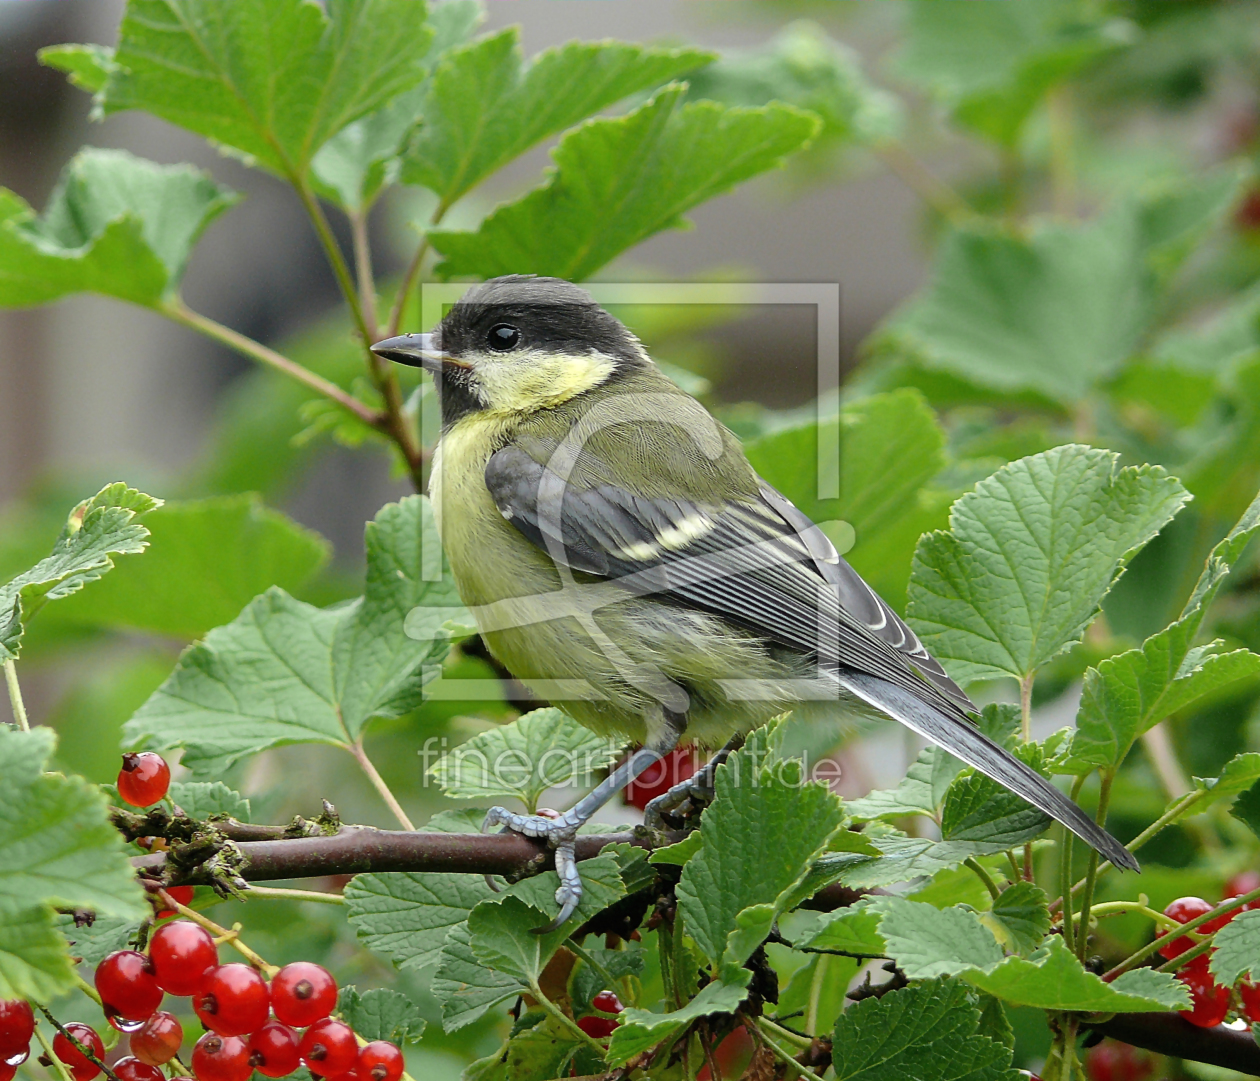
[370, 333, 469, 374]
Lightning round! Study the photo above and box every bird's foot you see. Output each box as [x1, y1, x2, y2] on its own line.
[483, 807, 583, 932]
[643, 775, 715, 831]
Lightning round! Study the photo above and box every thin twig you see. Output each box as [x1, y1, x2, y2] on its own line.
[386, 235, 432, 340]
[163, 300, 381, 428]
[746, 1018, 826, 1081]
[964, 857, 1001, 901]
[35, 1005, 119, 1081]
[242, 884, 345, 904]
[529, 979, 606, 1055]
[350, 209, 380, 344]
[1050, 789, 1206, 914]
[3, 659, 30, 732]
[348, 738, 415, 831]
[156, 889, 279, 977]
[33, 1023, 76, 1081]
[1076, 772, 1113, 961]
[872, 141, 975, 224]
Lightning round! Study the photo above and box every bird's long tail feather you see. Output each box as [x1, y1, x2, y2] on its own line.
[834, 669, 1140, 873]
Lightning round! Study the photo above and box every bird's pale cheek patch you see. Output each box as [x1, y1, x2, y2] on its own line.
[474, 349, 617, 414]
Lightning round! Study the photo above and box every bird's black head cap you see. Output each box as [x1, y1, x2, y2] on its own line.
[435, 275, 644, 368]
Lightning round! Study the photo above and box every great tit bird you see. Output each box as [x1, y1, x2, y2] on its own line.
[372, 275, 1136, 927]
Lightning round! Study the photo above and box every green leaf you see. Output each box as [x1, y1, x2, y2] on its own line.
[490, 853, 627, 933]
[38, 43, 116, 94]
[1067, 486, 1260, 771]
[44, 495, 329, 639]
[310, 0, 482, 210]
[878, 177, 1240, 403]
[169, 781, 250, 822]
[846, 745, 938, 821]
[907, 446, 1190, 685]
[872, 899, 1186, 1012]
[0, 728, 146, 998]
[1, 482, 160, 661]
[837, 834, 1039, 890]
[1209, 909, 1260, 986]
[1232, 780, 1260, 839]
[0, 149, 236, 309]
[428, 708, 622, 811]
[346, 871, 491, 971]
[745, 390, 948, 608]
[965, 937, 1188, 1012]
[123, 496, 459, 775]
[683, 20, 900, 151]
[604, 974, 751, 1067]
[570, 944, 644, 1015]
[336, 986, 426, 1044]
[831, 977, 1021, 1081]
[940, 771, 1050, 847]
[872, 898, 1004, 978]
[430, 85, 819, 281]
[891, 4, 1132, 147]
[432, 921, 524, 1032]
[465, 897, 562, 985]
[55, 913, 139, 966]
[777, 953, 856, 1039]
[981, 883, 1050, 956]
[1191, 752, 1260, 814]
[0, 903, 77, 1001]
[103, 0, 434, 180]
[799, 902, 886, 958]
[647, 831, 703, 867]
[504, 1015, 585, 1081]
[403, 29, 711, 207]
[675, 737, 844, 968]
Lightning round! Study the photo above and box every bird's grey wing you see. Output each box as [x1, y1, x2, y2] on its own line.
[484, 443, 1140, 874]
[485, 444, 971, 720]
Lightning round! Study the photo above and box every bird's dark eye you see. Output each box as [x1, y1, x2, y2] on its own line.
[487, 323, 521, 351]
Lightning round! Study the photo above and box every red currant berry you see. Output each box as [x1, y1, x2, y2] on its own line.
[156, 886, 195, 920]
[113, 1057, 163, 1081]
[300, 1019, 359, 1077]
[1226, 870, 1260, 902]
[1083, 1038, 1154, 1081]
[0, 1000, 34, 1057]
[356, 1041, 404, 1081]
[117, 753, 171, 807]
[1177, 958, 1231, 1028]
[271, 962, 338, 1027]
[52, 1023, 104, 1081]
[192, 1034, 251, 1081]
[193, 964, 270, 1037]
[129, 1011, 182, 1067]
[1159, 897, 1213, 959]
[95, 951, 163, 1022]
[246, 1021, 301, 1078]
[623, 748, 696, 810]
[149, 921, 217, 996]
[577, 1015, 618, 1039]
[591, 991, 623, 1014]
[0, 1064, 14, 1081]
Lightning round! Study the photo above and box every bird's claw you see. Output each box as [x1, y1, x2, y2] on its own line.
[643, 777, 714, 831]
[482, 807, 583, 931]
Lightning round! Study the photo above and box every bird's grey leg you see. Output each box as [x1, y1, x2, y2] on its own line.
[643, 732, 745, 830]
[483, 711, 684, 931]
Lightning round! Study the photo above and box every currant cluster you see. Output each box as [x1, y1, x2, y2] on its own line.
[72, 919, 406, 1081]
[1161, 872, 1260, 1029]
[575, 991, 623, 1040]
